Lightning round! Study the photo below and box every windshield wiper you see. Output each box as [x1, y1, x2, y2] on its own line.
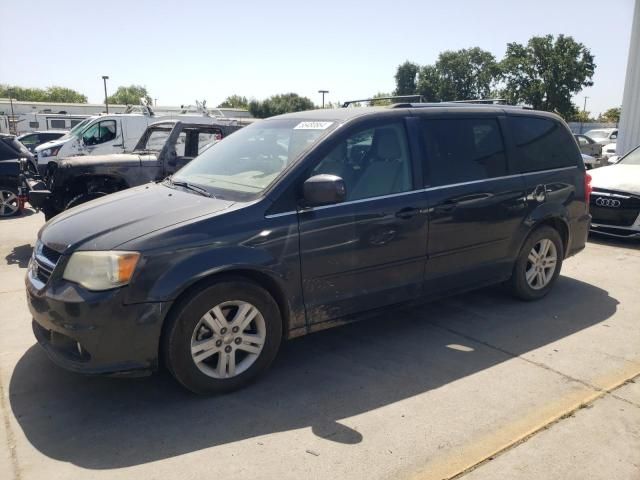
[166, 177, 212, 197]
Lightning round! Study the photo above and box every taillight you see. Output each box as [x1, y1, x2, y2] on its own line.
[585, 172, 592, 205]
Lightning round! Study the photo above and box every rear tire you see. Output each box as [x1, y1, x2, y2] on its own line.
[163, 278, 282, 394]
[509, 226, 563, 301]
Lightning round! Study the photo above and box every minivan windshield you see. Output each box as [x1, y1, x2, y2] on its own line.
[172, 118, 337, 199]
[619, 145, 640, 166]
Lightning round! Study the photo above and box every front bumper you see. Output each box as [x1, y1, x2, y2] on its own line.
[590, 223, 640, 239]
[26, 259, 170, 375]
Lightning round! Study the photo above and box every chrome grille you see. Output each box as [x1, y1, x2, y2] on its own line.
[30, 241, 61, 286]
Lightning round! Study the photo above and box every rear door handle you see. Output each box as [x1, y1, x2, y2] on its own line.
[395, 207, 420, 219]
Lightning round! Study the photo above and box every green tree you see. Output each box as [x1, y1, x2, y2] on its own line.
[248, 93, 315, 118]
[600, 107, 621, 123]
[217, 95, 249, 109]
[368, 92, 393, 106]
[394, 61, 420, 96]
[436, 47, 500, 101]
[500, 34, 595, 118]
[417, 65, 441, 102]
[0, 84, 87, 103]
[569, 109, 594, 123]
[402, 48, 499, 102]
[107, 85, 152, 105]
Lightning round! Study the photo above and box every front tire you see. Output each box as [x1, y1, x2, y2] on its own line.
[163, 278, 282, 394]
[509, 226, 563, 301]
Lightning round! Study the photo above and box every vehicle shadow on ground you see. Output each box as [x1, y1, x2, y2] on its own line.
[9, 276, 617, 470]
[588, 233, 640, 251]
[5, 244, 33, 268]
[0, 208, 36, 221]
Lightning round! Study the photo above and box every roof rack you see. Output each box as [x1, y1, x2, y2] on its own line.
[388, 101, 532, 110]
[342, 95, 424, 108]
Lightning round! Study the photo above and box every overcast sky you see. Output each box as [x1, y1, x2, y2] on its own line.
[0, 0, 635, 115]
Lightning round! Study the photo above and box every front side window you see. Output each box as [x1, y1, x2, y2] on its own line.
[311, 122, 412, 201]
[421, 118, 507, 186]
[173, 118, 337, 199]
[511, 116, 579, 172]
[82, 120, 117, 146]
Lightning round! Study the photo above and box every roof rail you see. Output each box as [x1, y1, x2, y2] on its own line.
[342, 95, 424, 108]
[448, 98, 507, 105]
[389, 101, 533, 110]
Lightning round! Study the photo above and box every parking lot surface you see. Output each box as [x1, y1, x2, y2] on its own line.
[1, 211, 639, 480]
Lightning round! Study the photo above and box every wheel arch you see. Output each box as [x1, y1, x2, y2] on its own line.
[158, 267, 293, 362]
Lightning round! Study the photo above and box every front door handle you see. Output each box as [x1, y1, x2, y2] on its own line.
[434, 200, 457, 213]
[395, 207, 420, 219]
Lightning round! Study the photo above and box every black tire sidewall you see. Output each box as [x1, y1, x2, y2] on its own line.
[164, 279, 282, 394]
[511, 226, 564, 301]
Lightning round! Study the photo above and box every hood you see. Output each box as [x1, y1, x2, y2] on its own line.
[35, 137, 69, 153]
[39, 182, 234, 252]
[590, 164, 640, 196]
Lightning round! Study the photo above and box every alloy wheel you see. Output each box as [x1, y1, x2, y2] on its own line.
[0, 189, 19, 217]
[190, 300, 266, 379]
[525, 238, 558, 290]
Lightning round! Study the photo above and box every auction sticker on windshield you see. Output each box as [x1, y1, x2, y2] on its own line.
[294, 121, 334, 130]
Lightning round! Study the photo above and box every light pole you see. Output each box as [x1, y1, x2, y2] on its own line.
[154, 98, 158, 107]
[8, 92, 15, 135]
[581, 96, 589, 133]
[102, 75, 110, 113]
[318, 90, 329, 108]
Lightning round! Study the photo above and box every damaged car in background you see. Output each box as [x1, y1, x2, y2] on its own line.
[589, 143, 640, 239]
[23, 120, 244, 219]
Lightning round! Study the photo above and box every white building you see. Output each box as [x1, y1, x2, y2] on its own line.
[618, 0, 640, 156]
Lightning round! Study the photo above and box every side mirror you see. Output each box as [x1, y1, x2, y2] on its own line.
[303, 174, 346, 207]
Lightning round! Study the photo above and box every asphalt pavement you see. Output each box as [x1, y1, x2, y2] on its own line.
[1, 210, 638, 480]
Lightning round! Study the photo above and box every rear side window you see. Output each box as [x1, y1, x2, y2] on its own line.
[510, 117, 578, 172]
[421, 118, 507, 186]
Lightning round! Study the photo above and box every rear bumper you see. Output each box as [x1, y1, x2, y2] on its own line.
[567, 213, 591, 257]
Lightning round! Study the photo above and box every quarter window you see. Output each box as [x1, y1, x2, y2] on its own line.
[510, 117, 579, 172]
[421, 118, 507, 186]
[311, 122, 413, 201]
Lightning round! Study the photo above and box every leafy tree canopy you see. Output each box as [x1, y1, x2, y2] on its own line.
[500, 34, 595, 118]
[248, 93, 315, 118]
[0, 84, 88, 103]
[217, 95, 249, 109]
[599, 107, 621, 123]
[107, 85, 152, 105]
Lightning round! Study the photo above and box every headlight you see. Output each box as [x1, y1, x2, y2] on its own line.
[40, 145, 62, 158]
[63, 251, 140, 291]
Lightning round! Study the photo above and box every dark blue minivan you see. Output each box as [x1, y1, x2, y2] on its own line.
[26, 104, 591, 393]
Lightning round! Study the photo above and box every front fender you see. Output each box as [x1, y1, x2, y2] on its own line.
[123, 225, 305, 332]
